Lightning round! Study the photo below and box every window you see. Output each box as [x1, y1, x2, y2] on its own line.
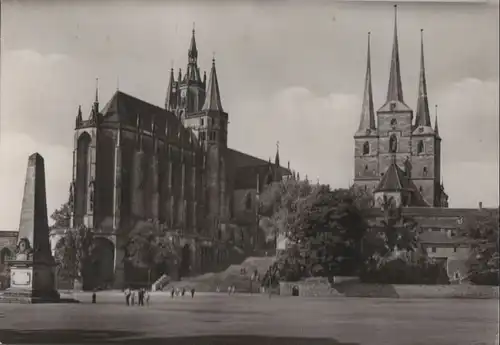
[453, 247, 457, 253]
[245, 193, 252, 210]
[362, 141, 370, 155]
[390, 118, 397, 129]
[364, 165, 368, 171]
[423, 167, 428, 177]
[200, 118, 204, 126]
[431, 247, 437, 253]
[390, 102, 396, 111]
[389, 134, 398, 153]
[417, 140, 424, 154]
[199, 132, 206, 141]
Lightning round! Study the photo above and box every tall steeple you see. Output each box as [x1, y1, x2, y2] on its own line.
[415, 29, 431, 127]
[357, 32, 376, 133]
[275, 141, 280, 167]
[434, 104, 440, 138]
[188, 25, 198, 63]
[202, 58, 223, 111]
[165, 68, 175, 110]
[386, 5, 404, 105]
[93, 77, 99, 113]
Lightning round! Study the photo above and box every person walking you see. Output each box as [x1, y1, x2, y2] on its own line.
[170, 287, 175, 299]
[124, 287, 131, 306]
[131, 289, 136, 306]
[145, 290, 150, 306]
[181, 287, 186, 297]
[190, 288, 195, 298]
[138, 288, 144, 306]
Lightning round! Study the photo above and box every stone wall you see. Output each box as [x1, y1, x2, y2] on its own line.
[280, 278, 499, 299]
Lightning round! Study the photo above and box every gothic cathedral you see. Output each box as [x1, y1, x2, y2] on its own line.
[353, 6, 448, 209]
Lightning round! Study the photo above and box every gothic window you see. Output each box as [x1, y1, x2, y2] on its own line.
[364, 165, 368, 171]
[389, 134, 398, 153]
[245, 193, 252, 210]
[390, 118, 397, 129]
[362, 142, 370, 155]
[200, 118, 204, 126]
[417, 140, 424, 154]
[423, 167, 428, 177]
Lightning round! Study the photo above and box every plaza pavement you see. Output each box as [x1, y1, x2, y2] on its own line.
[0, 291, 498, 345]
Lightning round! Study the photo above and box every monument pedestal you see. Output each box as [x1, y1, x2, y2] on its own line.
[0, 260, 60, 304]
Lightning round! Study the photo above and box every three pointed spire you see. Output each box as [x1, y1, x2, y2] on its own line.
[202, 58, 223, 111]
[415, 29, 432, 127]
[358, 32, 376, 133]
[386, 5, 404, 105]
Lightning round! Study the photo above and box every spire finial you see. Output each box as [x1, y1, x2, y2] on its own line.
[276, 140, 280, 151]
[95, 77, 99, 103]
[212, 51, 216, 64]
[193, 22, 196, 33]
[116, 76, 119, 91]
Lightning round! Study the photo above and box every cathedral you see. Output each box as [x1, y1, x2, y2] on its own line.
[66, 29, 290, 288]
[353, 6, 449, 209]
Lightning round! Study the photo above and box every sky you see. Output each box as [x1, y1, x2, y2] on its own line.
[0, 0, 498, 230]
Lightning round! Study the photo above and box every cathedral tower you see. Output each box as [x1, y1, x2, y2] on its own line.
[410, 30, 441, 206]
[354, 32, 379, 192]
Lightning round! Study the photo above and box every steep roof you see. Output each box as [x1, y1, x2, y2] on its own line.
[375, 160, 409, 192]
[356, 32, 376, 134]
[100, 91, 181, 132]
[202, 59, 224, 112]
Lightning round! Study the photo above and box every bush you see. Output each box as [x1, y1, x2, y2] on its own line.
[360, 257, 449, 285]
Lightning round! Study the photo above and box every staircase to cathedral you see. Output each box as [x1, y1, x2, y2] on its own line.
[160, 256, 276, 293]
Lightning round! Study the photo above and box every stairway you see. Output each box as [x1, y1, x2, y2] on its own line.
[165, 256, 276, 293]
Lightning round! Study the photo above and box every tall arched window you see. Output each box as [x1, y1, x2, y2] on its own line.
[362, 141, 370, 155]
[245, 193, 252, 210]
[417, 140, 424, 154]
[389, 134, 398, 153]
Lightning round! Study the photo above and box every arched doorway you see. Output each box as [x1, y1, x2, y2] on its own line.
[179, 244, 191, 279]
[89, 238, 115, 290]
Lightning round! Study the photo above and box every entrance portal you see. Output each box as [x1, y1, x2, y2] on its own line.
[89, 238, 115, 290]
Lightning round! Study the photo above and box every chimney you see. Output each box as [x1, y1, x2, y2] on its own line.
[479, 201, 483, 210]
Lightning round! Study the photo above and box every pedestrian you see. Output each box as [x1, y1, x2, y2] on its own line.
[231, 285, 236, 294]
[138, 288, 144, 306]
[91, 291, 96, 304]
[145, 290, 150, 306]
[227, 286, 232, 295]
[216, 286, 220, 293]
[131, 289, 136, 306]
[191, 288, 195, 298]
[171, 287, 175, 298]
[181, 287, 186, 297]
[124, 287, 131, 306]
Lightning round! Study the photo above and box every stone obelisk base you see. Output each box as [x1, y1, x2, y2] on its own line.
[0, 261, 60, 304]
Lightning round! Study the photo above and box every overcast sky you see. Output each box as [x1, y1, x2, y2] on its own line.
[0, 0, 498, 230]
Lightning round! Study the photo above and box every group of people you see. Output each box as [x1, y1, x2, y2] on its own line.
[170, 287, 196, 298]
[124, 287, 150, 306]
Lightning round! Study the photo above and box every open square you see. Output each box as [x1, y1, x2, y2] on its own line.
[0, 293, 497, 345]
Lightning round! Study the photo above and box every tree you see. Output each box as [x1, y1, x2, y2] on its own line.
[461, 208, 499, 285]
[54, 225, 95, 290]
[258, 178, 316, 244]
[50, 201, 71, 229]
[283, 187, 368, 279]
[124, 220, 179, 287]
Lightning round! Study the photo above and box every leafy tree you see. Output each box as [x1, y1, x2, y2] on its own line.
[54, 225, 95, 289]
[284, 187, 368, 279]
[461, 208, 499, 285]
[124, 220, 179, 287]
[50, 201, 71, 229]
[258, 178, 315, 244]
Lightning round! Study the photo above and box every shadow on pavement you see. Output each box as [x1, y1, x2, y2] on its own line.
[0, 329, 359, 344]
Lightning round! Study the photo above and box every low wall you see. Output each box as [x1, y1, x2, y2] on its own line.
[279, 277, 499, 299]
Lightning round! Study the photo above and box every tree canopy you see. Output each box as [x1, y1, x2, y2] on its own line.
[54, 225, 95, 284]
[50, 201, 71, 229]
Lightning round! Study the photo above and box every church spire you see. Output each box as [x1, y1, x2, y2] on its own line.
[202, 58, 223, 111]
[165, 68, 175, 110]
[415, 29, 431, 127]
[358, 32, 376, 133]
[386, 5, 404, 104]
[275, 141, 280, 167]
[434, 104, 440, 137]
[188, 25, 198, 63]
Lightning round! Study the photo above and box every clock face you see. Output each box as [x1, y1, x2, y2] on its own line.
[180, 89, 187, 98]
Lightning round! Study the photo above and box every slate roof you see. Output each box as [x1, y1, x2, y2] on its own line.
[100, 91, 181, 133]
[375, 161, 409, 192]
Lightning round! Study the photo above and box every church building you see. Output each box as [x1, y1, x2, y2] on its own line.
[353, 6, 448, 209]
[61, 29, 290, 289]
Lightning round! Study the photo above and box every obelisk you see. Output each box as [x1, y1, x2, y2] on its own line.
[0, 153, 60, 303]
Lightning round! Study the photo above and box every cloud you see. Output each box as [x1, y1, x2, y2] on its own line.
[0, 131, 72, 230]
